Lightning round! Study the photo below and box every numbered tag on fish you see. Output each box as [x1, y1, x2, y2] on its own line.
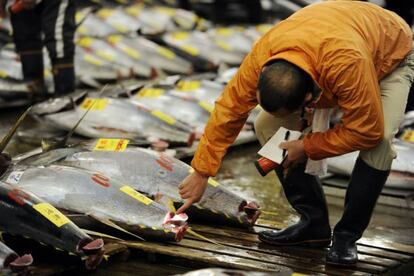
[120, 186, 153, 205]
[97, 8, 114, 19]
[137, 88, 165, 98]
[172, 32, 189, 41]
[177, 80, 201, 91]
[198, 101, 214, 113]
[208, 178, 220, 187]
[215, 27, 234, 36]
[80, 98, 108, 111]
[83, 54, 104, 66]
[33, 203, 70, 228]
[216, 40, 232, 51]
[180, 44, 199, 56]
[157, 47, 176, 59]
[93, 139, 129, 152]
[77, 37, 94, 47]
[151, 110, 176, 125]
[401, 129, 414, 143]
[125, 4, 143, 16]
[6, 171, 24, 184]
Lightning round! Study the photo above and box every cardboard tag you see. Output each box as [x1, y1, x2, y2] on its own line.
[177, 80, 201, 91]
[198, 101, 214, 113]
[208, 178, 220, 187]
[180, 45, 198, 56]
[157, 47, 176, 59]
[137, 88, 165, 98]
[402, 129, 414, 143]
[33, 203, 70, 228]
[151, 110, 176, 125]
[93, 139, 129, 152]
[258, 127, 302, 164]
[120, 186, 153, 205]
[80, 98, 108, 111]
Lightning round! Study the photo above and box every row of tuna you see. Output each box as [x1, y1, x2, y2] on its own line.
[0, 107, 261, 272]
[19, 72, 260, 149]
[0, 2, 272, 102]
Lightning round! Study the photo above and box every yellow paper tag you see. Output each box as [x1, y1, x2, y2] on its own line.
[208, 178, 220, 187]
[119, 45, 140, 59]
[125, 4, 143, 16]
[137, 88, 165, 98]
[107, 35, 122, 44]
[216, 40, 232, 51]
[157, 47, 176, 59]
[172, 32, 189, 40]
[96, 50, 115, 62]
[84, 54, 104, 66]
[177, 80, 201, 91]
[77, 37, 94, 47]
[151, 110, 176, 125]
[112, 23, 129, 33]
[216, 27, 233, 36]
[33, 203, 70, 228]
[199, 101, 214, 113]
[75, 12, 83, 23]
[80, 98, 108, 111]
[120, 186, 153, 205]
[0, 70, 8, 78]
[402, 130, 414, 142]
[180, 44, 199, 56]
[97, 9, 114, 19]
[93, 138, 129, 152]
[256, 24, 272, 33]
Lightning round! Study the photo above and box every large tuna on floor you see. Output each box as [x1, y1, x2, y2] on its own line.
[2, 165, 188, 242]
[30, 94, 195, 147]
[16, 145, 261, 228]
[0, 181, 104, 269]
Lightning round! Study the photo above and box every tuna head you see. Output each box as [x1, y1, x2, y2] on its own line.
[0, 241, 32, 272]
[0, 182, 104, 269]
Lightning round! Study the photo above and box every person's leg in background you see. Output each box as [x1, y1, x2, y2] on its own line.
[327, 46, 414, 266]
[254, 110, 331, 247]
[10, 5, 47, 102]
[41, 0, 76, 96]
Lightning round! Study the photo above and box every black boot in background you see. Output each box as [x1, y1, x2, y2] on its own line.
[326, 158, 389, 266]
[20, 52, 48, 103]
[258, 162, 331, 247]
[52, 62, 75, 97]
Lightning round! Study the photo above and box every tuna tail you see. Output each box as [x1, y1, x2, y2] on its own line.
[159, 196, 220, 245]
[8, 254, 33, 272]
[89, 215, 145, 241]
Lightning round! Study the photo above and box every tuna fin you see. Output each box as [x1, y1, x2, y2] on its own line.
[81, 229, 124, 241]
[89, 215, 145, 241]
[187, 228, 221, 246]
[0, 106, 32, 154]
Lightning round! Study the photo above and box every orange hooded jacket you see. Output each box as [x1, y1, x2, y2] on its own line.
[192, 1, 412, 177]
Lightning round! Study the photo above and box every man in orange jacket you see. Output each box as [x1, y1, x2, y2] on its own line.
[177, 1, 414, 266]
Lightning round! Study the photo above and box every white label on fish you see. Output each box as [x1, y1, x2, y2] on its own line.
[6, 171, 24, 184]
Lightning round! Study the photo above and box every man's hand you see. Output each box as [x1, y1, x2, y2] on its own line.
[177, 170, 208, 214]
[279, 139, 307, 168]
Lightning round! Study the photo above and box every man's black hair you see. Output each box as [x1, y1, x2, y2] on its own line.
[257, 60, 313, 113]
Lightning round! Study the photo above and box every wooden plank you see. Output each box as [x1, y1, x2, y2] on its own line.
[175, 239, 375, 275]
[120, 241, 294, 274]
[191, 224, 413, 263]
[185, 230, 400, 269]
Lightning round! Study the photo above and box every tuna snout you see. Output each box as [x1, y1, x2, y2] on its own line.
[163, 212, 189, 242]
[239, 200, 261, 225]
[79, 238, 105, 270]
[8, 254, 33, 272]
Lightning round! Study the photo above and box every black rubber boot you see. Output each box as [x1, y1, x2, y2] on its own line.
[20, 52, 48, 102]
[258, 162, 331, 247]
[52, 62, 75, 96]
[326, 158, 389, 266]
